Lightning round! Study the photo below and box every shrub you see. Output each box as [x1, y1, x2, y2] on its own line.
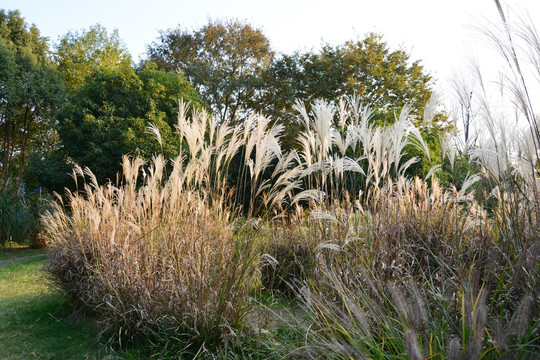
[294, 177, 539, 359]
[0, 180, 43, 247]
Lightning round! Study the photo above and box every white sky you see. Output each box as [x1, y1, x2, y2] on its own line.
[3, 0, 540, 88]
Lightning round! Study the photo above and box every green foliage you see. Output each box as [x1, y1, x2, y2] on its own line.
[26, 148, 73, 194]
[342, 34, 432, 112]
[0, 181, 44, 247]
[0, 11, 64, 183]
[256, 33, 437, 151]
[55, 23, 132, 90]
[57, 61, 200, 183]
[148, 19, 274, 123]
[137, 61, 202, 129]
[0, 9, 49, 63]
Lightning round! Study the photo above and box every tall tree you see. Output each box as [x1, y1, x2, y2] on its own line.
[55, 24, 131, 90]
[56, 62, 201, 184]
[0, 9, 48, 63]
[340, 33, 432, 113]
[148, 19, 274, 123]
[0, 10, 63, 184]
[256, 33, 435, 149]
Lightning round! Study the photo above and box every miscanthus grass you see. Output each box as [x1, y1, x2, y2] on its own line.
[43, 4, 540, 357]
[44, 91, 539, 358]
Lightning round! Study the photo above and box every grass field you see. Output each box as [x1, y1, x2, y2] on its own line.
[0, 251, 140, 360]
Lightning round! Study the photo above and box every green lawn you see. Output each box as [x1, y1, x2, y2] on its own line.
[0, 253, 126, 359]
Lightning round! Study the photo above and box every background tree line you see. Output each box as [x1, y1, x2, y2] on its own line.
[1, 9, 447, 196]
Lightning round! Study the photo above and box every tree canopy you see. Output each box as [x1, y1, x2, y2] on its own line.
[0, 10, 63, 184]
[258, 33, 432, 117]
[56, 62, 201, 183]
[147, 19, 274, 123]
[0, 9, 49, 64]
[55, 24, 132, 90]
[255, 33, 435, 149]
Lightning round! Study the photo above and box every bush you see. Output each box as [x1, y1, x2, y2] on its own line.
[291, 177, 539, 359]
[0, 180, 44, 247]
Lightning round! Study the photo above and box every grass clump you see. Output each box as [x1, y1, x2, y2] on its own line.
[43, 155, 260, 356]
[294, 177, 539, 359]
[40, 7, 540, 355]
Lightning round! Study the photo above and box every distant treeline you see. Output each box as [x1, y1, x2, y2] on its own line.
[0, 9, 447, 194]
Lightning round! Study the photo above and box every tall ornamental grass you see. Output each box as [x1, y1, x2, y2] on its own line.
[288, 3, 540, 358]
[294, 176, 538, 359]
[44, 155, 259, 354]
[43, 103, 279, 354]
[43, 4, 540, 356]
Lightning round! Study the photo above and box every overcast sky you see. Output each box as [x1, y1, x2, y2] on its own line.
[3, 0, 540, 88]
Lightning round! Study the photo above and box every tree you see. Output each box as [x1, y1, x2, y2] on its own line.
[255, 33, 435, 149]
[0, 10, 63, 185]
[148, 19, 274, 123]
[340, 33, 432, 113]
[55, 24, 131, 90]
[56, 62, 201, 184]
[260, 33, 433, 116]
[0, 9, 48, 63]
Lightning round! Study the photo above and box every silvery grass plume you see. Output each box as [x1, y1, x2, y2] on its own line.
[356, 103, 430, 188]
[265, 150, 303, 211]
[295, 99, 334, 193]
[467, 65, 540, 208]
[150, 101, 304, 216]
[151, 97, 441, 218]
[245, 115, 284, 211]
[294, 97, 434, 207]
[43, 153, 260, 351]
[470, 3, 540, 192]
[440, 132, 458, 172]
[488, 1, 540, 152]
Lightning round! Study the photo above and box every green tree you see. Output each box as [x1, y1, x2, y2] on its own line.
[0, 9, 48, 63]
[148, 19, 274, 123]
[256, 33, 435, 149]
[260, 33, 433, 116]
[55, 24, 131, 90]
[340, 33, 432, 113]
[56, 62, 201, 183]
[0, 10, 63, 184]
